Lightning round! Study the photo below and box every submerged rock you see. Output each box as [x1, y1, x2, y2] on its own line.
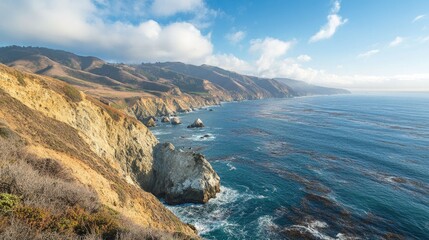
[151, 143, 220, 204]
[161, 116, 170, 123]
[200, 134, 210, 139]
[187, 118, 204, 128]
[171, 117, 181, 125]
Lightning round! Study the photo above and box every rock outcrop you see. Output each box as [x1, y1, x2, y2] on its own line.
[151, 143, 220, 205]
[171, 117, 181, 125]
[161, 116, 170, 123]
[187, 118, 204, 128]
[144, 117, 156, 127]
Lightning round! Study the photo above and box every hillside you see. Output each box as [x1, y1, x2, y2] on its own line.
[0, 64, 221, 239]
[0, 46, 349, 121]
[0, 46, 293, 119]
[275, 78, 350, 96]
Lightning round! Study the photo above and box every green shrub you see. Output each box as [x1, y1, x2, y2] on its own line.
[0, 193, 20, 214]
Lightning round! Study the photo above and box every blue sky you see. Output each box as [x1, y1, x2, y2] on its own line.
[0, 0, 428, 90]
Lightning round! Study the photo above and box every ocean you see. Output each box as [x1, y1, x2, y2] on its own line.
[152, 93, 429, 239]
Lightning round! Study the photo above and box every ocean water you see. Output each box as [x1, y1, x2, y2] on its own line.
[153, 93, 429, 239]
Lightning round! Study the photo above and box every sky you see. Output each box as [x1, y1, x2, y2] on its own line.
[0, 0, 429, 91]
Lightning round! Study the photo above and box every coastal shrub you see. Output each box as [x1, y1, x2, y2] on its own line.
[63, 85, 82, 102]
[0, 194, 20, 215]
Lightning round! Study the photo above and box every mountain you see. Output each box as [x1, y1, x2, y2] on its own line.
[275, 78, 350, 96]
[0, 46, 348, 121]
[0, 64, 221, 239]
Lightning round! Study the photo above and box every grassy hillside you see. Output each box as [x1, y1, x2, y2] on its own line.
[0, 65, 198, 239]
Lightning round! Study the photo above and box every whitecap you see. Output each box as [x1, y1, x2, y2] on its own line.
[287, 220, 337, 240]
[189, 133, 216, 141]
[165, 186, 263, 236]
[150, 129, 172, 136]
[226, 162, 236, 171]
[257, 215, 280, 238]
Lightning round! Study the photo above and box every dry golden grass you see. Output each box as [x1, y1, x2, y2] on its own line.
[0, 65, 199, 239]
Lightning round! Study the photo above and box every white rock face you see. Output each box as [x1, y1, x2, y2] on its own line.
[170, 117, 181, 125]
[187, 118, 204, 128]
[151, 143, 220, 204]
[161, 116, 170, 123]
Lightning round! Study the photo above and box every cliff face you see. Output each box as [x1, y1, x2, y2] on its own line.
[0, 64, 220, 237]
[0, 46, 294, 119]
[152, 143, 220, 205]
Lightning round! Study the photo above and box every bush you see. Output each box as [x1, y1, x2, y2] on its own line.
[0, 193, 20, 215]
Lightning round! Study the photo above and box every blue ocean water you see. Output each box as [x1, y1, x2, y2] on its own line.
[153, 93, 429, 239]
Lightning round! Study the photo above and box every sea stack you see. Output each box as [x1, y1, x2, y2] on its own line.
[171, 117, 181, 125]
[151, 143, 220, 204]
[187, 118, 204, 128]
[161, 116, 170, 123]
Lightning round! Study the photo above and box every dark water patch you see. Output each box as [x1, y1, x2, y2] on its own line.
[363, 170, 429, 197]
[230, 127, 271, 137]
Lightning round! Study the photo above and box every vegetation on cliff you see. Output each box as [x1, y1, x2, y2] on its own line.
[0, 64, 202, 239]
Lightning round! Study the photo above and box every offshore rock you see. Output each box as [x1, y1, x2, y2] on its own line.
[187, 118, 204, 128]
[151, 143, 220, 205]
[171, 117, 181, 125]
[161, 116, 170, 123]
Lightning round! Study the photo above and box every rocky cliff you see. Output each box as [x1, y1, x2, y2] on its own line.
[0, 46, 294, 119]
[151, 143, 220, 205]
[0, 64, 220, 238]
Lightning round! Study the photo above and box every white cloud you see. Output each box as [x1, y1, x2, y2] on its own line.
[150, 0, 203, 17]
[206, 52, 429, 91]
[357, 49, 380, 58]
[309, 0, 348, 43]
[226, 31, 246, 44]
[204, 35, 429, 91]
[0, 0, 213, 63]
[389, 36, 403, 47]
[413, 14, 426, 23]
[205, 54, 252, 74]
[250, 37, 295, 75]
[297, 54, 312, 62]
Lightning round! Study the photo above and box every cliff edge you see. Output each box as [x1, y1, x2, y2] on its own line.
[0, 64, 220, 238]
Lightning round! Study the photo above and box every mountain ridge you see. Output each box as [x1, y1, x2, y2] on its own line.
[0, 46, 349, 121]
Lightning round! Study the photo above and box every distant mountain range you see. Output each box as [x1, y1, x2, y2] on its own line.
[0, 46, 349, 119]
[275, 78, 350, 95]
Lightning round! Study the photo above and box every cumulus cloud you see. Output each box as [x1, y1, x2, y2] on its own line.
[250, 37, 295, 75]
[412, 14, 426, 23]
[309, 0, 348, 43]
[205, 54, 252, 74]
[0, 0, 213, 63]
[389, 36, 403, 47]
[206, 52, 429, 91]
[357, 49, 380, 58]
[226, 31, 246, 44]
[150, 0, 203, 17]
[297, 54, 312, 62]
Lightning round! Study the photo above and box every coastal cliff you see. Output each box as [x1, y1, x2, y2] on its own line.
[0, 64, 220, 238]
